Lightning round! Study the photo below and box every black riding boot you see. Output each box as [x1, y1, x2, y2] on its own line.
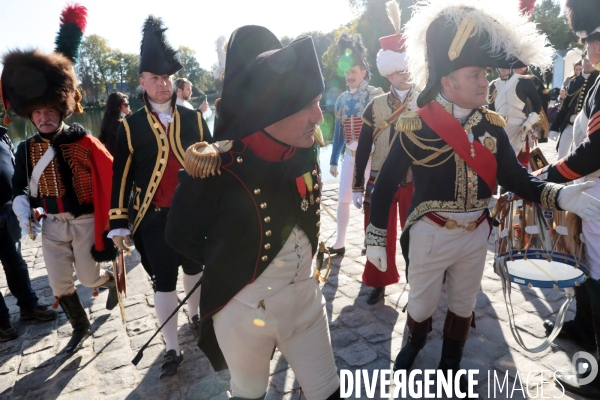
[543, 284, 595, 351]
[59, 291, 91, 355]
[393, 314, 432, 371]
[438, 311, 481, 399]
[555, 278, 600, 398]
[100, 272, 118, 311]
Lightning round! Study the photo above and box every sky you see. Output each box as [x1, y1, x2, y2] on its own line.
[0, 0, 359, 71]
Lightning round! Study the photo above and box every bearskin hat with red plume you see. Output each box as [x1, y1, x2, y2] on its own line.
[1, 3, 87, 124]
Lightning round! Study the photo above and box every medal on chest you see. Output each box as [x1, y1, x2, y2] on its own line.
[296, 172, 314, 211]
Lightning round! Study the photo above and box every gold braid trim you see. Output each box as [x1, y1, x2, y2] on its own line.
[541, 183, 561, 210]
[395, 111, 422, 132]
[365, 223, 387, 247]
[184, 141, 232, 178]
[480, 108, 506, 127]
[487, 88, 498, 105]
[536, 109, 549, 141]
[400, 131, 454, 167]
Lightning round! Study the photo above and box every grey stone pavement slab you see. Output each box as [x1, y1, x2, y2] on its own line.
[0, 139, 592, 399]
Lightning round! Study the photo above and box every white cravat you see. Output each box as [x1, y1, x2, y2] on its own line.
[453, 103, 472, 124]
[394, 87, 410, 103]
[582, 72, 591, 79]
[148, 98, 173, 127]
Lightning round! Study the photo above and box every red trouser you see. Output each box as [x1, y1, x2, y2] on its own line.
[362, 182, 413, 287]
[517, 138, 530, 167]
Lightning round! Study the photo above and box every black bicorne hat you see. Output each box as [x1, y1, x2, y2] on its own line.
[565, 0, 600, 39]
[404, 0, 554, 108]
[214, 25, 324, 140]
[139, 16, 182, 75]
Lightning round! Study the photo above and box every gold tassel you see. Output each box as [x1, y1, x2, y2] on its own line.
[395, 111, 422, 132]
[482, 109, 506, 127]
[184, 142, 227, 178]
[74, 89, 84, 114]
[536, 109, 549, 142]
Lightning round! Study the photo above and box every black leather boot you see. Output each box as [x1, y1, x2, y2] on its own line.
[366, 287, 385, 305]
[59, 291, 91, 355]
[555, 277, 600, 398]
[543, 284, 595, 351]
[438, 311, 480, 399]
[393, 314, 432, 371]
[100, 272, 118, 311]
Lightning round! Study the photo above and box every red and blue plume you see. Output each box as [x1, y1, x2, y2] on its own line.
[54, 3, 88, 64]
[519, 0, 536, 16]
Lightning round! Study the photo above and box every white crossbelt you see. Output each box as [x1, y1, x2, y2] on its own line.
[29, 146, 56, 198]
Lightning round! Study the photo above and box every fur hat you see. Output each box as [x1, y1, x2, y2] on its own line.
[1, 4, 86, 124]
[404, 0, 554, 107]
[338, 33, 371, 81]
[565, 0, 600, 39]
[139, 16, 182, 75]
[377, 1, 408, 77]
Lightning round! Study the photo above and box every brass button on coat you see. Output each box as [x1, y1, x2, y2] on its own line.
[316, 221, 321, 227]
[237, 157, 243, 163]
[260, 203, 267, 209]
[264, 216, 270, 223]
[261, 256, 268, 261]
[265, 230, 272, 237]
[254, 189, 260, 195]
[316, 197, 321, 203]
[314, 184, 319, 190]
[316, 210, 320, 216]
[264, 243, 271, 250]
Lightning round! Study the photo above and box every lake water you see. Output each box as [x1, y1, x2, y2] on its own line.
[6, 108, 338, 182]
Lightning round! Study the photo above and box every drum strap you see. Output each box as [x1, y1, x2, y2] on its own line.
[495, 256, 575, 353]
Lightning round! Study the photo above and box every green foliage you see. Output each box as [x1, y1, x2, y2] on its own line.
[531, 0, 579, 51]
[177, 45, 215, 94]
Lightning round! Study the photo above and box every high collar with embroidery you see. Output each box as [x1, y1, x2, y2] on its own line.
[436, 93, 474, 122]
[241, 130, 296, 161]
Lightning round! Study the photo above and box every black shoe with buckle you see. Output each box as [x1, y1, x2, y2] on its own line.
[0, 317, 18, 342]
[327, 247, 345, 256]
[366, 287, 385, 305]
[160, 349, 184, 379]
[20, 305, 58, 322]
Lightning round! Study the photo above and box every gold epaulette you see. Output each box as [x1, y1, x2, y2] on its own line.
[480, 108, 506, 127]
[395, 111, 422, 132]
[184, 140, 233, 178]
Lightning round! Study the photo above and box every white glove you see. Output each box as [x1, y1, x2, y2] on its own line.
[12, 195, 41, 235]
[112, 235, 132, 252]
[352, 192, 363, 209]
[366, 245, 387, 272]
[557, 182, 600, 222]
[521, 121, 533, 133]
[548, 130, 559, 141]
[330, 165, 338, 178]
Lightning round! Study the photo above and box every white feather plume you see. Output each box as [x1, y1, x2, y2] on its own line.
[386, 0, 402, 34]
[404, 0, 555, 91]
[214, 35, 227, 80]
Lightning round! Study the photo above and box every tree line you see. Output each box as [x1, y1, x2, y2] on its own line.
[76, 35, 214, 107]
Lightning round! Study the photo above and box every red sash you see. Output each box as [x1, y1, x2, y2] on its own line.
[417, 102, 497, 192]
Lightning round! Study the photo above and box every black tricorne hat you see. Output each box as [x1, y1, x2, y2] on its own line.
[565, 0, 600, 39]
[403, 0, 554, 108]
[214, 25, 324, 141]
[139, 16, 182, 75]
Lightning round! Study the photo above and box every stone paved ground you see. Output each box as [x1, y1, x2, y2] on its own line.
[0, 139, 592, 399]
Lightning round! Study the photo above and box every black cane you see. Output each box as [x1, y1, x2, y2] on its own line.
[131, 275, 203, 366]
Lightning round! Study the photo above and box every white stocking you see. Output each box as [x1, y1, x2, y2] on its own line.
[183, 271, 202, 319]
[154, 291, 180, 354]
[331, 202, 350, 249]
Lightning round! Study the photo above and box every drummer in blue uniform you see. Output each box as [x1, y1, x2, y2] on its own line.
[365, 0, 600, 396]
[535, 0, 600, 396]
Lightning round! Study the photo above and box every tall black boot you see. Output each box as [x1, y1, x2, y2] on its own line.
[100, 272, 118, 311]
[438, 311, 480, 399]
[555, 277, 600, 398]
[393, 314, 432, 371]
[58, 291, 91, 355]
[543, 284, 595, 351]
